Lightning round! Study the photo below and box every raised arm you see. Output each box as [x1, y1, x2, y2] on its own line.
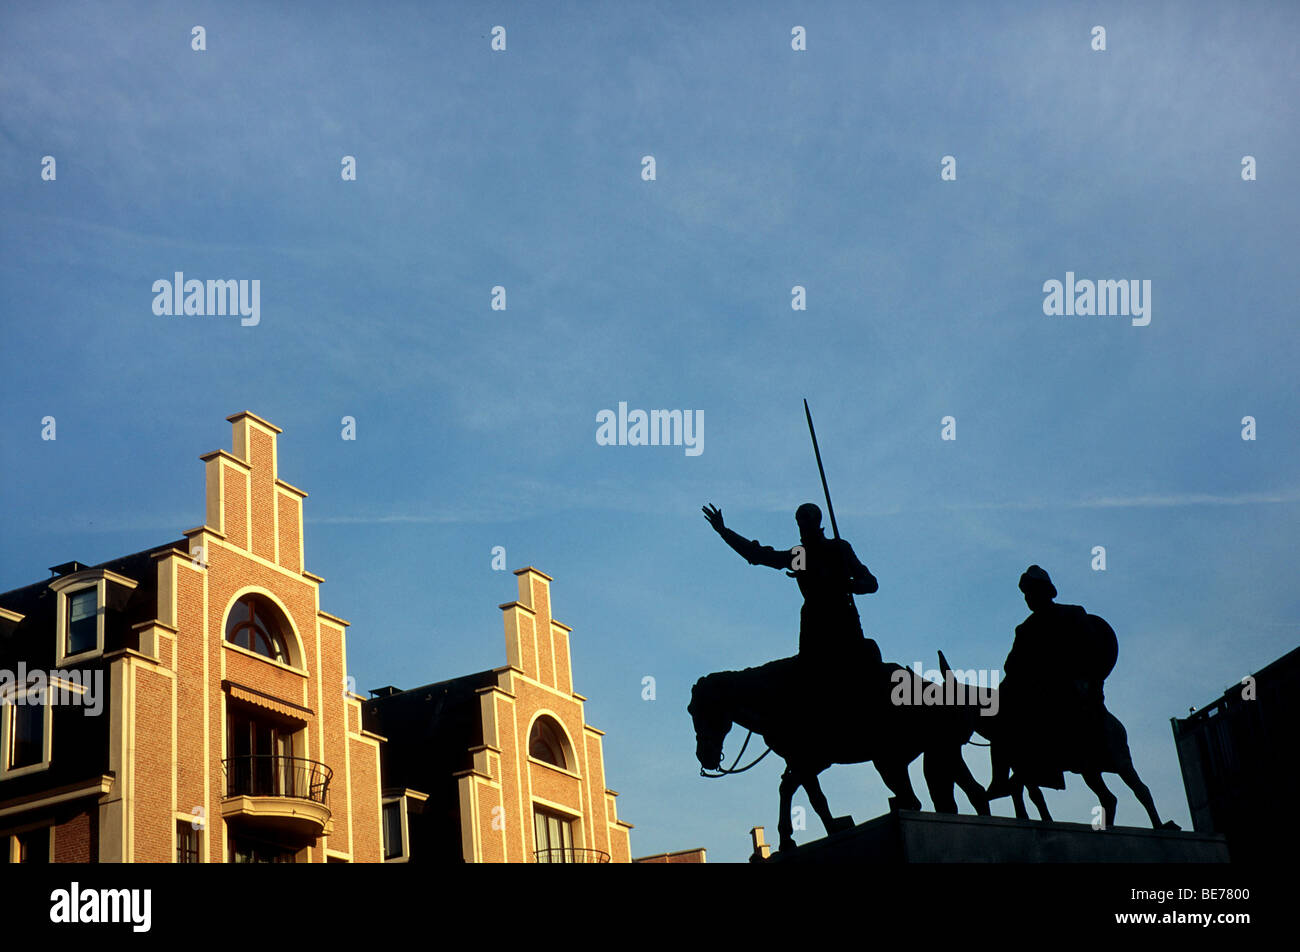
[701, 504, 795, 570]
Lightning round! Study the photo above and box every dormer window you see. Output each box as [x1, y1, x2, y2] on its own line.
[225, 594, 290, 663]
[380, 788, 427, 862]
[50, 568, 135, 665]
[67, 589, 98, 656]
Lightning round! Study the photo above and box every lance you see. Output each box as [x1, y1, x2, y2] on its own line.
[803, 398, 840, 541]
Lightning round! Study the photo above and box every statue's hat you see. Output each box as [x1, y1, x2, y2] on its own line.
[1019, 565, 1057, 599]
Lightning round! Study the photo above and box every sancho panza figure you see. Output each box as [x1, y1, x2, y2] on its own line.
[989, 564, 1117, 794]
[701, 502, 880, 667]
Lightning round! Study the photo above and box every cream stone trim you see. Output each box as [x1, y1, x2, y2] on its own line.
[200, 448, 251, 470]
[457, 777, 478, 862]
[513, 566, 554, 582]
[226, 410, 283, 435]
[0, 607, 25, 624]
[272, 478, 280, 567]
[201, 550, 213, 864]
[275, 477, 306, 498]
[219, 795, 332, 835]
[314, 613, 326, 859]
[223, 640, 309, 678]
[48, 568, 139, 594]
[206, 535, 316, 587]
[0, 775, 114, 820]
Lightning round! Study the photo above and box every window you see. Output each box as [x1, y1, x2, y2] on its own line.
[1, 686, 50, 776]
[225, 709, 300, 798]
[177, 822, 200, 863]
[10, 704, 43, 769]
[533, 807, 575, 863]
[2, 828, 51, 863]
[67, 588, 98, 656]
[225, 594, 290, 663]
[528, 717, 568, 769]
[382, 799, 404, 860]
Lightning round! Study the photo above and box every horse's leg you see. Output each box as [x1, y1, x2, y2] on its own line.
[876, 758, 922, 812]
[798, 770, 848, 835]
[986, 741, 1014, 799]
[1083, 771, 1117, 829]
[1115, 762, 1170, 829]
[952, 753, 990, 816]
[1025, 783, 1052, 822]
[922, 750, 959, 814]
[1010, 777, 1029, 819]
[777, 766, 799, 851]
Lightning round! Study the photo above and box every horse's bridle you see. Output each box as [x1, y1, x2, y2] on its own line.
[700, 729, 773, 778]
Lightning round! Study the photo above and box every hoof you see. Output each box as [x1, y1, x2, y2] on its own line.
[827, 815, 855, 834]
[985, 778, 1014, 800]
[1160, 820, 1181, 831]
[778, 837, 797, 853]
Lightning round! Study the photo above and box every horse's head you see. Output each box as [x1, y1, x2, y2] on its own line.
[688, 673, 733, 771]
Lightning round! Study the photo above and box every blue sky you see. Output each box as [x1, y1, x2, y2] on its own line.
[2, 1, 1297, 862]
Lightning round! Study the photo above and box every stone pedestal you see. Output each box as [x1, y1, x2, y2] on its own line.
[767, 809, 1229, 863]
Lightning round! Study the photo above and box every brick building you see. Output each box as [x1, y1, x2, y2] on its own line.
[363, 568, 636, 863]
[0, 412, 383, 862]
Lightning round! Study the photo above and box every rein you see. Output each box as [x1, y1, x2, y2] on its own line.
[700, 729, 773, 778]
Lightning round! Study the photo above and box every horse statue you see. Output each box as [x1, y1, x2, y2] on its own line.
[689, 651, 991, 853]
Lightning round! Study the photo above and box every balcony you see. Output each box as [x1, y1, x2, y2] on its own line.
[221, 755, 333, 839]
[533, 847, 610, 864]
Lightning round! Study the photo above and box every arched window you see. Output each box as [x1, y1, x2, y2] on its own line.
[528, 717, 569, 769]
[225, 594, 291, 663]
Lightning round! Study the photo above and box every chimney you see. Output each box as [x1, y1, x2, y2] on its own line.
[749, 826, 771, 862]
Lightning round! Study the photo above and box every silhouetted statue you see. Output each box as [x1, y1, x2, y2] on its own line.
[985, 565, 1105, 792]
[693, 503, 993, 851]
[701, 502, 880, 667]
[980, 566, 1178, 829]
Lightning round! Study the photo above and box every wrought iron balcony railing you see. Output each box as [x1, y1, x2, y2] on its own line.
[533, 847, 611, 864]
[222, 755, 332, 806]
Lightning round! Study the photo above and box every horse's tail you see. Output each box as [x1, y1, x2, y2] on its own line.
[938, 650, 952, 679]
